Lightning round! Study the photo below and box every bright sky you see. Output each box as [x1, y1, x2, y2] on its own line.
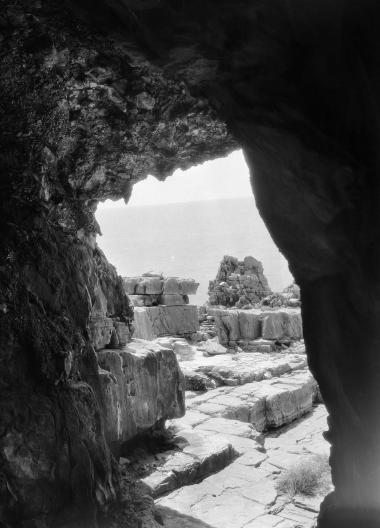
[98, 149, 252, 209]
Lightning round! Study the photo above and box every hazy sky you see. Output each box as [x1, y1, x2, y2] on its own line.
[98, 149, 253, 209]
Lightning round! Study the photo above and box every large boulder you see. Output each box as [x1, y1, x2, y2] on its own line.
[97, 343, 185, 452]
[208, 255, 271, 307]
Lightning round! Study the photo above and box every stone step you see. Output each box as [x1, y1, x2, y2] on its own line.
[139, 428, 239, 498]
[156, 463, 277, 528]
[186, 370, 318, 431]
[156, 407, 330, 528]
[193, 351, 307, 386]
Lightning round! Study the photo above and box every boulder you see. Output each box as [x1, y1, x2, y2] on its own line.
[97, 345, 185, 451]
[208, 255, 271, 307]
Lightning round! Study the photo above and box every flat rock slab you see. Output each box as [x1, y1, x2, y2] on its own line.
[186, 370, 318, 431]
[158, 407, 330, 528]
[192, 352, 307, 386]
[141, 429, 238, 498]
[156, 464, 277, 528]
[264, 404, 330, 470]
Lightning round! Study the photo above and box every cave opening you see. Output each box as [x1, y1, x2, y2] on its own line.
[96, 149, 293, 305]
[93, 147, 331, 528]
[3, 1, 380, 525]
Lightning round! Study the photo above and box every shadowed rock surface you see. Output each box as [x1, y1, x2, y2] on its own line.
[1, 0, 380, 526]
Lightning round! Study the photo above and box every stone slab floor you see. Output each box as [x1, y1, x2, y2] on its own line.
[124, 342, 332, 528]
[156, 405, 330, 528]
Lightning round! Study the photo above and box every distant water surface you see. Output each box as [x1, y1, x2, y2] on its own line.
[96, 197, 293, 305]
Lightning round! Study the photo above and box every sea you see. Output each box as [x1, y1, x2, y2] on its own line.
[96, 197, 293, 306]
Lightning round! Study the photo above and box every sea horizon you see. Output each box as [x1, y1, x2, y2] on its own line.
[96, 196, 293, 305]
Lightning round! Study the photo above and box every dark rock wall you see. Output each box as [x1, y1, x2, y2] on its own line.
[0, 1, 235, 526]
[2, 0, 380, 526]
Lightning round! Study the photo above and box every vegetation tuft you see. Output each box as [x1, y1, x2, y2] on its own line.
[276, 454, 331, 497]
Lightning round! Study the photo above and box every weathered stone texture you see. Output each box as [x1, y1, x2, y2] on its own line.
[133, 305, 199, 340]
[209, 307, 302, 346]
[97, 345, 185, 451]
[209, 255, 271, 307]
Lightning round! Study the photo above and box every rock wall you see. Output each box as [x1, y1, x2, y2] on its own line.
[0, 2, 234, 525]
[2, 0, 380, 526]
[209, 307, 303, 348]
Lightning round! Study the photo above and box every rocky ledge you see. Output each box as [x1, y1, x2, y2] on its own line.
[121, 333, 329, 528]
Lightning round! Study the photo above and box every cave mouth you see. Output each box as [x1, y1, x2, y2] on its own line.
[93, 149, 332, 527]
[96, 149, 293, 305]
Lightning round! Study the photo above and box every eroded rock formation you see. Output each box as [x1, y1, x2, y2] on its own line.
[208, 255, 271, 307]
[2, 0, 380, 526]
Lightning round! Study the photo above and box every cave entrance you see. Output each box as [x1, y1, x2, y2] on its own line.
[95, 149, 331, 526]
[96, 149, 292, 305]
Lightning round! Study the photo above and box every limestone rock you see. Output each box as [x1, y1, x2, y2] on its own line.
[238, 310, 262, 340]
[262, 311, 303, 340]
[210, 308, 239, 346]
[134, 305, 199, 339]
[159, 294, 187, 306]
[141, 428, 237, 498]
[97, 344, 185, 451]
[173, 341, 196, 361]
[129, 294, 160, 307]
[136, 276, 163, 295]
[133, 307, 157, 340]
[210, 307, 303, 346]
[187, 370, 317, 432]
[124, 275, 199, 299]
[198, 339, 228, 356]
[208, 255, 271, 307]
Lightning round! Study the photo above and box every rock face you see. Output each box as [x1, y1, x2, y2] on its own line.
[133, 305, 199, 340]
[124, 274, 199, 303]
[209, 256, 271, 307]
[209, 307, 303, 347]
[127, 274, 200, 340]
[97, 342, 185, 452]
[2, 0, 380, 526]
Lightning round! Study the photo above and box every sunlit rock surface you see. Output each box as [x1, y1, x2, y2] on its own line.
[209, 255, 271, 307]
[97, 342, 185, 452]
[209, 307, 303, 347]
[133, 305, 199, 340]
